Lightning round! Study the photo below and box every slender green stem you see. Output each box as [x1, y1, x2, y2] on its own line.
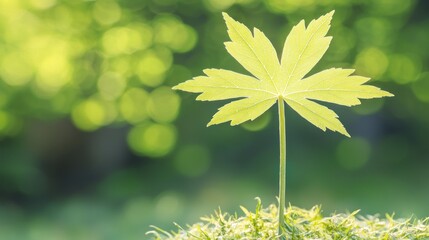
[277, 97, 286, 238]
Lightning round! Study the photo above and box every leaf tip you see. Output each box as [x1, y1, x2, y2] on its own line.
[338, 126, 351, 138]
[171, 84, 182, 91]
[207, 120, 216, 127]
[172, 82, 187, 91]
[322, 10, 335, 24]
[385, 91, 394, 97]
[222, 12, 231, 21]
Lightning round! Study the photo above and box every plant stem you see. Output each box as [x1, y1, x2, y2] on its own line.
[277, 97, 286, 238]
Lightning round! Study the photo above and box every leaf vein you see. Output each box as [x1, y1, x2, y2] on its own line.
[228, 23, 279, 92]
[282, 16, 330, 94]
[285, 98, 338, 128]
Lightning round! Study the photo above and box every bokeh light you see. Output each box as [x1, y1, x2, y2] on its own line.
[127, 122, 177, 157]
[72, 99, 107, 131]
[173, 144, 211, 177]
[265, 0, 315, 13]
[355, 17, 393, 47]
[102, 25, 151, 56]
[336, 138, 371, 170]
[369, 0, 415, 16]
[97, 72, 126, 100]
[119, 88, 149, 124]
[354, 48, 389, 80]
[204, 0, 236, 11]
[93, 0, 122, 26]
[0, 111, 21, 136]
[388, 54, 421, 84]
[155, 191, 184, 221]
[241, 111, 272, 131]
[0, 52, 33, 86]
[153, 15, 197, 53]
[136, 48, 173, 87]
[146, 87, 180, 123]
[412, 72, 429, 102]
[28, 0, 57, 10]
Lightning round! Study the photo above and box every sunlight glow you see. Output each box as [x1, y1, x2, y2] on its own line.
[146, 87, 180, 123]
[354, 48, 389, 79]
[72, 99, 106, 131]
[120, 88, 149, 124]
[128, 123, 177, 157]
[93, 0, 121, 26]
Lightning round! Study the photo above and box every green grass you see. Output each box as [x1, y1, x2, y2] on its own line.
[147, 198, 429, 239]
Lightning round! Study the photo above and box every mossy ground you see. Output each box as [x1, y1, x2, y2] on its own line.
[147, 198, 429, 239]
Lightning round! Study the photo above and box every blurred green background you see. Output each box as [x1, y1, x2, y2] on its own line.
[0, 0, 428, 239]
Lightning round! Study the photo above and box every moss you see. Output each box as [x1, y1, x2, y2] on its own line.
[147, 198, 429, 239]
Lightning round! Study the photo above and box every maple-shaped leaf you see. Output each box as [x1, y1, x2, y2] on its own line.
[173, 11, 393, 137]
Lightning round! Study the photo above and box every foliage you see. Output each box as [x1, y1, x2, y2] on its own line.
[173, 11, 392, 135]
[148, 199, 429, 240]
[172, 11, 393, 237]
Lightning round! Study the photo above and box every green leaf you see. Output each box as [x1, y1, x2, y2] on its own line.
[208, 96, 276, 126]
[285, 68, 393, 107]
[173, 11, 393, 137]
[278, 11, 334, 93]
[173, 69, 275, 101]
[222, 12, 280, 91]
[285, 97, 350, 137]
